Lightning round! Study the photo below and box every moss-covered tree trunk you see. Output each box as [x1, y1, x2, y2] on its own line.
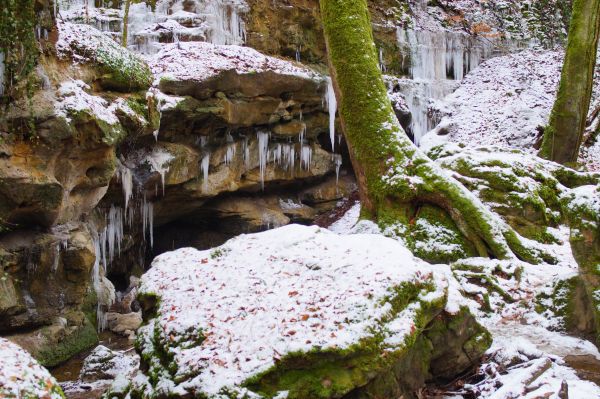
[319, 0, 552, 264]
[122, 0, 131, 47]
[539, 0, 600, 164]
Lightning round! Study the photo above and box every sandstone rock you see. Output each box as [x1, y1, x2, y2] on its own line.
[106, 312, 142, 335]
[6, 314, 98, 367]
[0, 223, 96, 332]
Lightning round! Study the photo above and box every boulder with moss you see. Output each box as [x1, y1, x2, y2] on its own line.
[128, 224, 490, 398]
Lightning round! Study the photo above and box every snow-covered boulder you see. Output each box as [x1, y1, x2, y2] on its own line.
[150, 42, 323, 100]
[0, 338, 65, 398]
[131, 224, 490, 398]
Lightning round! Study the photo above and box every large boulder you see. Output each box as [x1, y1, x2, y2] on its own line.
[0, 338, 65, 398]
[0, 223, 99, 366]
[131, 225, 490, 398]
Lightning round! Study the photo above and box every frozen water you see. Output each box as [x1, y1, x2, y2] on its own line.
[257, 131, 269, 189]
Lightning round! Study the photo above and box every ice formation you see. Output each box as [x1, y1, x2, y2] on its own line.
[116, 160, 134, 210]
[325, 77, 337, 152]
[200, 153, 211, 192]
[223, 133, 236, 165]
[333, 154, 343, 185]
[257, 131, 269, 189]
[396, 28, 497, 144]
[142, 196, 154, 249]
[300, 143, 312, 171]
[59, 0, 248, 55]
[145, 148, 173, 196]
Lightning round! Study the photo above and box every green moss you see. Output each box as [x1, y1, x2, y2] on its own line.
[406, 205, 478, 264]
[96, 48, 152, 92]
[0, 0, 38, 101]
[37, 317, 98, 367]
[243, 279, 443, 398]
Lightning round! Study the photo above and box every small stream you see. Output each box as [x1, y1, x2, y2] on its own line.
[50, 331, 133, 383]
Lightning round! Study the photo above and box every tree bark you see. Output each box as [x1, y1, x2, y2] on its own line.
[122, 0, 131, 48]
[319, 0, 552, 264]
[539, 0, 600, 164]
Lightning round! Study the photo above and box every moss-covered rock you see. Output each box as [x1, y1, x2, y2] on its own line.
[430, 144, 599, 242]
[126, 225, 489, 398]
[56, 22, 152, 92]
[406, 204, 478, 264]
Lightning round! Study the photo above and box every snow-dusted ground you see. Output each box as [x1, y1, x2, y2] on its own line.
[421, 48, 600, 172]
[334, 208, 600, 398]
[0, 338, 65, 398]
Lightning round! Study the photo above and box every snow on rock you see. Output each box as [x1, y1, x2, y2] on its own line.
[0, 338, 65, 399]
[55, 80, 120, 125]
[149, 41, 321, 87]
[133, 224, 476, 397]
[56, 21, 152, 90]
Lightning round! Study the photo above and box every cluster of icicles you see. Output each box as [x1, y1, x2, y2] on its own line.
[392, 28, 496, 145]
[89, 160, 156, 331]
[57, 0, 248, 54]
[200, 77, 341, 191]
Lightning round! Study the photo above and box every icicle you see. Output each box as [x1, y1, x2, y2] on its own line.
[333, 154, 343, 186]
[117, 160, 133, 210]
[298, 124, 306, 145]
[146, 149, 172, 196]
[257, 131, 269, 189]
[153, 109, 162, 141]
[300, 144, 312, 171]
[282, 143, 295, 175]
[271, 143, 282, 165]
[296, 46, 301, 62]
[142, 195, 154, 249]
[106, 205, 124, 264]
[325, 78, 337, 152]
[52, 244, 61, 273]
[223, 132, 236, 165]
[201, 153, 210, 192]
[242, 136, 251, 170]
[379, 47, 386, 73]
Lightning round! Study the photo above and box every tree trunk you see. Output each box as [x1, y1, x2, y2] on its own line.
[122, 0, 131, 48]
[319, 0, 552, 264]
[539, 0, 600, 164]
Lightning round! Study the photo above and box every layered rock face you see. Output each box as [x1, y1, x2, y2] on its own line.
[0, 0, 346, 367]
